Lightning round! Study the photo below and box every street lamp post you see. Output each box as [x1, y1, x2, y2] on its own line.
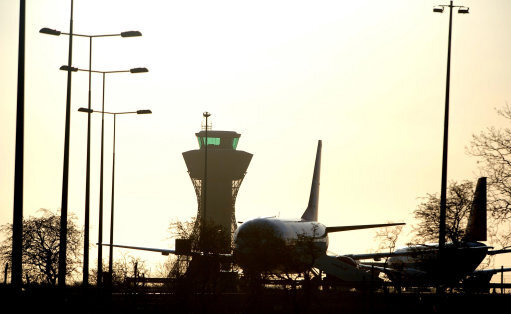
[202, 112, 211, 251]
[39, 0, 75, 287]
[433, 1, 469, 252]
[41, 27, 142, 287]
[63, 67, 148, 285]
[12, 0, 27, 290]
[78, 108, 152, 284]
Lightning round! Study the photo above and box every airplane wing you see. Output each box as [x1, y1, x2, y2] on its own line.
[348, 245, 497, 261]
[101, 243, 176, 255]
[487, 248, 511, 255]
[358, 262, 429, 280]
[325, 222, 405, 233]
[313, 255, 377, 282]
[347, 251, 413, 261]
[472, 267, 511, 276]
[101, 243, 234, 259]
[463, 267, 511, 291]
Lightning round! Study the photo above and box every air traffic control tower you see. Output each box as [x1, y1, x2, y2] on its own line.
[182, 128, 252, 250]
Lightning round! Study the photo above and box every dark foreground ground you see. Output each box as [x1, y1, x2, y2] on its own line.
[1, 286, 511, 313]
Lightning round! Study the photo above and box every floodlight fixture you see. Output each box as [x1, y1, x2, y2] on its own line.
[78, 107, 93, 113]
[60, 65, 78, 72]
[121, 31, 142, 38]
[40, 27, 61, 36]
[130, 67, 149, 73]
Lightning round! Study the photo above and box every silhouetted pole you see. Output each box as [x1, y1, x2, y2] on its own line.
[83, 35, 92, 286]
[98, 69, 148, 282]
[98, 72, 104, 286]
[56, 39, 142, 289]
[3, 263, 8, 284]
[438, 1, 452, 253]
[12, 0, 26, 290]
[58, 0, 74, 287]
[202, 111, 211, 250]
[107, 110, 153, 278]
[77, 108, 152, 280]
[108, 114, 117, 277]
[434, 1, 469, 252]
[501, 266, 504, 294]
[100, 75, 110, 272]
[68, 67, 147, 285]
[89, 33, 142, 287]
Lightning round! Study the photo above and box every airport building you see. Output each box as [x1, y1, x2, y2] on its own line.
[182, 129, 252, 251]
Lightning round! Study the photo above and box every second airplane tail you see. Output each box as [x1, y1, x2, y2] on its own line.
[463, 177, 487, 242]
[301, 140, 322, 222]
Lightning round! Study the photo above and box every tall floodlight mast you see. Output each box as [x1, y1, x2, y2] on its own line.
[433, 1, 470, 252]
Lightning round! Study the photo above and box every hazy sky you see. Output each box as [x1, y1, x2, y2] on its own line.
[1, 0, 511, 277]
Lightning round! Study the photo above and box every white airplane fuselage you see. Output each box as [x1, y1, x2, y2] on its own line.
[386, 241, 488, 282]
[233, 217, 328, 273]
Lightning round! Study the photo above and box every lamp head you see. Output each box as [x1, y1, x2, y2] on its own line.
[121, 31, 142, 38]
[40, 28, 61, 36]
[458, 7, 469, 14]
[433, 7, 444, 13]
[60, 65, 78, 72]
[130, 67, 149, 73]
[136, 109, 152, 115]
[78, 107, 93, 113]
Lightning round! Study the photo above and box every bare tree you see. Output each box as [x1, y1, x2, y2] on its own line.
[112, 253, 149, 288]
[0, 209, 82, 286]
[469, 103, 511, 246]
[165, 218, 195, 279]
[164, 217, 234, 294]
[411, 181, 474, 245]
[374, 223, 404, 256]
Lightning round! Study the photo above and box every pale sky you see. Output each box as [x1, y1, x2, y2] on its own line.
[1, 0, 511, 278]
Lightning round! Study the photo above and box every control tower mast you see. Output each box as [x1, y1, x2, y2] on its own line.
[182, 118, 252, 252]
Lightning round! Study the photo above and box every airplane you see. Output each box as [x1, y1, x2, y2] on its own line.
[347, 177, 511, 287]
[232, 140, 404, 281]
[462, 267, 511, 293]
[104, 140, 404, 283]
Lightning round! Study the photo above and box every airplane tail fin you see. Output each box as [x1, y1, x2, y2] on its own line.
[301, 140, 322, 222]
[463, 177, 487, 242]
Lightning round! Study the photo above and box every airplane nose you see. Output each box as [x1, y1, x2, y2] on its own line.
[235, 219, 281, 248]
[234, 218, 286, 270]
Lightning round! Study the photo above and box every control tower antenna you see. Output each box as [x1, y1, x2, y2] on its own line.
[201, 112, 212, 131]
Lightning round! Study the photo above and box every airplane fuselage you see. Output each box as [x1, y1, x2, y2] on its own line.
[386, 241, 488, 283]
[233, 217, 328, 273]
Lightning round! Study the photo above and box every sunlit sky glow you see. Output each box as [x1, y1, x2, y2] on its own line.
[1, 0, 511, 276]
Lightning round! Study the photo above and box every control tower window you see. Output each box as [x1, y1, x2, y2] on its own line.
[197, 136, 240, 150]
[198, 137, 220, 148]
